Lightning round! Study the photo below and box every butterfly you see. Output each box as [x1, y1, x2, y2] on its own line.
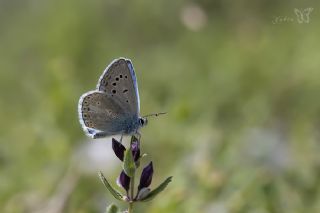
[294, 8, 313, 24]
[78, 58, 164, 139]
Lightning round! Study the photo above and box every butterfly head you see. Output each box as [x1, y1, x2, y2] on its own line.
[139, 117, 148, 127]
[139, 112, 167, 128]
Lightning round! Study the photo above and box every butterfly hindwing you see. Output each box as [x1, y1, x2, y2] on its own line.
[78, 91, 139, 138]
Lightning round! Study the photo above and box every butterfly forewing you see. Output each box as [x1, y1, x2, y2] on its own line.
[97, 58, 140, 116]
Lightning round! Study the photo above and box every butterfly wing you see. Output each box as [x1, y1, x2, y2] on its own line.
[97, 58, 140, 116]
[78, 91, 139, 138]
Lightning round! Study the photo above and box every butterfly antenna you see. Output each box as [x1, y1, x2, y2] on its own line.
[143, 112, 167, 118]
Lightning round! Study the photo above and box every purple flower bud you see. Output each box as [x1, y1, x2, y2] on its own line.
[131, 138, 140, 162]
[112, 138, 126, 161]
[117, 170, 130, 192]
[138, 162, 153, 191]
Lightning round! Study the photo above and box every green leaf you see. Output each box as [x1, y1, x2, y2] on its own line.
[99, 171, 124, 201]
[123, 147, 135, 177]
[139, 176, 173, 202]
[106, 204, 119, 213]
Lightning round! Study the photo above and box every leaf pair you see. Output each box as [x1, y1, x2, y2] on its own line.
[99, 171, 173, 202]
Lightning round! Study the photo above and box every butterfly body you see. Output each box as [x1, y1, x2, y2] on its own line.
[78, 58, 147, 139]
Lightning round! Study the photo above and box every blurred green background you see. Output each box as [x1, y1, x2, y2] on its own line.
[1, 0, 320, 212]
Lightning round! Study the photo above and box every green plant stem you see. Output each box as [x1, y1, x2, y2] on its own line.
[131, 175, 135, 201]
[128, 202, 133, 213]
[128, 173, 135, 213]
[128, 138, 135, 213]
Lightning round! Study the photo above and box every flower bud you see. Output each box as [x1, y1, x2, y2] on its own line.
[117, 170, 130, 192]
[112, 138, 125, 161]
[138, 162, 153, 191]
[131, 138, 140, 162]
[136, 187, 150, 200]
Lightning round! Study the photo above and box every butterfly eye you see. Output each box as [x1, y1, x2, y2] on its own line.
[139, 118, 148, 126]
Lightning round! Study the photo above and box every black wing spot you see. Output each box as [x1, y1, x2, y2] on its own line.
[126, 100, 129, 103]
[120, 74, 123, 78]
[125, 75, 128, 78]
[112, 82, 116, 86]
[97, 101, 100, 105]
[112, 90, 116, 94]
[116, 77, 119, 81]
[123, 89, 128, 93]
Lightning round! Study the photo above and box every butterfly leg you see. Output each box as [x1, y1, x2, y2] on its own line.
[135, 131, 141, 141]
[120, 134, 123, 143]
